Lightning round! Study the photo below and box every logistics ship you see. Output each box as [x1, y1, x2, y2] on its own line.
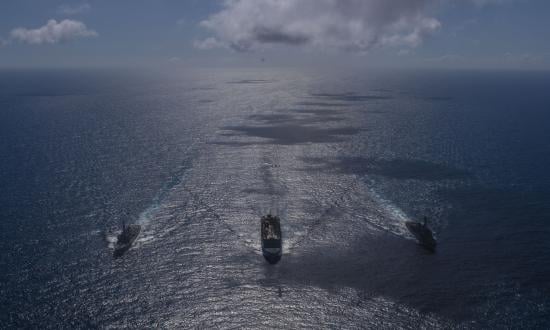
[261, 214, 282, 264]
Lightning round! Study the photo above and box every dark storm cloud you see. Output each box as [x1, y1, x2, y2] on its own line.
[252, 26, 310, 45]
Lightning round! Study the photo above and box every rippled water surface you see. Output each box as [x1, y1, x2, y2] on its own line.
[1, 68, 550, 328]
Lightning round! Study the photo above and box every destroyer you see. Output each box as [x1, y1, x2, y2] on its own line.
[405, 217, 436, 252]
[113, 223, 141, 258]
[261, 214, 282, 264]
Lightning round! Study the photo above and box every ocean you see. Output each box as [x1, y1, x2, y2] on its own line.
[1, 68, 549, 328]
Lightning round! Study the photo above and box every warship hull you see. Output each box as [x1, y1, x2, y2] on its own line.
[405, 221, 436, 252]
[113, 224, 141, 258]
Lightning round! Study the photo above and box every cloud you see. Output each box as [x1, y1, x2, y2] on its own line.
[57, 3, 91, 15]
[194, 37, 227, 50]
[10, 19, 97, 45]
[198, 0, 441, 52]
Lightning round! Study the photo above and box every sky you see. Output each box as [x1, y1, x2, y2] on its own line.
[0, 0, 549, 69]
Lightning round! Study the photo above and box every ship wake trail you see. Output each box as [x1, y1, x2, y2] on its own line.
[360, 186, 414, 238]
[105, 146, 198, 251]
[191, 191, 263, 256]
[288, 177, 415, 254]
[137, 161, 192, 228]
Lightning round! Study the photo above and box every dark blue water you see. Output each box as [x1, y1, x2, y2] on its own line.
[1, 68, 549, 328]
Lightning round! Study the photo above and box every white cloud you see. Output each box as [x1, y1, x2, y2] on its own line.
[194, 37, 227, 50]
[11, 19, 97, 45]
[57, 3, 91, 15]
[198, 0, 441, 52]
